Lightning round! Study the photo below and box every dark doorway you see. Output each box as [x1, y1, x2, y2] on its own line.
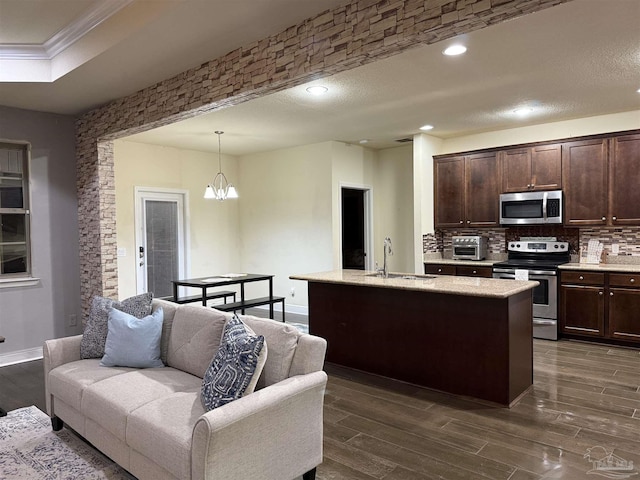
[342, 188, 366, 269]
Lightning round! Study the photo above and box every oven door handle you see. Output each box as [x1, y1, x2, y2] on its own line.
[493, 268, 557, 276]
[533, 319, 556, 326]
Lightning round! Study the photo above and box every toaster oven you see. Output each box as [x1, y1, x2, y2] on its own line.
[452, 236, 488, 261]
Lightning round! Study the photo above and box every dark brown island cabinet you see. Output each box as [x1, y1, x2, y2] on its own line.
[291, 271, 537, 407]
[560, 270, 640, 344]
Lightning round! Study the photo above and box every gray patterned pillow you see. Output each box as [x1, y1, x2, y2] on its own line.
[80, 293, 153, 359]
[201, 315, 267, 411]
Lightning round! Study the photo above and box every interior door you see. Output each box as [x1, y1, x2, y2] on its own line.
[135, 189, 188, 298]
[341, 187, 370, 270]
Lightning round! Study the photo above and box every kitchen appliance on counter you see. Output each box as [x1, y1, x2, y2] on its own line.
[452, 235, 488, 261]
[492, 240, 570, 340]
[499, 190, 563, 225]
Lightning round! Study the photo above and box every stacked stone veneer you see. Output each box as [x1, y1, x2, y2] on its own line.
[76, 0, 571, 314]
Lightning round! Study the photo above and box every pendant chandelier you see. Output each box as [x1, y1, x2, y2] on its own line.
[204, 131, 238, 201]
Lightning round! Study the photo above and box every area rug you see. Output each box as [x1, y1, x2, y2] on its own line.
[0, 406, 134, 479]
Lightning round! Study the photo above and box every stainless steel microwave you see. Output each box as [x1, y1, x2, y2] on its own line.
[499, 190, 563, 225]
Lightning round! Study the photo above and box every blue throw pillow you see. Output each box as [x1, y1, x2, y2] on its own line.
[100, 306, 165, 368]
[201, 315, 267, 411]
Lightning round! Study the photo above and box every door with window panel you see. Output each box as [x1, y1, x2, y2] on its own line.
[0, 143, 30, 276]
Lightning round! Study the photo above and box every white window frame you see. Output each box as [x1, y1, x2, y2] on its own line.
[0, 140, 37, 288]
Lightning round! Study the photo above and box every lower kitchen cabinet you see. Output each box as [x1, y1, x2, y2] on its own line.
[424, 263, 493, 278]
[608, 274, 640, 341]
[560, 270, 640, 344]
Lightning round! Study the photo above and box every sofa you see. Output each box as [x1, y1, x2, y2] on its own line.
[43, 299, 328, 480]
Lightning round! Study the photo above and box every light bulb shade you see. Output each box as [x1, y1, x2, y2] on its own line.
[204, 185, 215, 199]
[226, 185, 238, 198]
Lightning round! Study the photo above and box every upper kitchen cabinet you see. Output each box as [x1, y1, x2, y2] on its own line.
[501, 144, 561, 193]
[609, 133, 640, 225]
[562, 138, 609, 226]
[434, 152, 500, 228]
[434, 156, 465, 228]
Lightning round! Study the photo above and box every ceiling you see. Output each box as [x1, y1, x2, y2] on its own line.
[1, 0, 639, 155]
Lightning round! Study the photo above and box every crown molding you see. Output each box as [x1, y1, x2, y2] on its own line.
[0, 0, 134, 60]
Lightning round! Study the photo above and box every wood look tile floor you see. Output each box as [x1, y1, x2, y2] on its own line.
[1, 338, 638, 479]
[318, 339, 640, 480]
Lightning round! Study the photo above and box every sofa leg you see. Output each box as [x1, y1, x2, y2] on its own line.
[302, 467, 316, 480]
[51, 416, 64, 431]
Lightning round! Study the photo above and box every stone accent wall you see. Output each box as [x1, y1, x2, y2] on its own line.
[76, 0, 571, 313]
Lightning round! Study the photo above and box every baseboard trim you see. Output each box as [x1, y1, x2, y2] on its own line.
[0, 346, 43, 367]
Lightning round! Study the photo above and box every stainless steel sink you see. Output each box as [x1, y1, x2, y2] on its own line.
[366, 273, 436, 280]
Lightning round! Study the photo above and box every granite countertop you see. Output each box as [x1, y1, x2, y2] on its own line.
[559, 262, 640, 273]
[290, 269, 538, 299]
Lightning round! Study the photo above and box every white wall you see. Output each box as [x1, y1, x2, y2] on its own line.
[439, 110, 640, 154]
[375, 145, 414, 273]
[114, 140, 240, 299]
[0, 106, 80, 365]
[413, 134, 443, 272]
[239, 142, 333, 310]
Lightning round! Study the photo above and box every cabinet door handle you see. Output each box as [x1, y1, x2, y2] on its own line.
[610, 292, 613, 296]
[631, 278, 635, 283]
[472, 270, 477, 274]
[459, 220, 463, 224]
[531, 184, 535, 189]
[599, 291, 603, 296]
[467, 220, 471, 224]
[579, 275, 584, 280]
[527, 184, 531, 188]
[601, 216, 606, 221]
[438, 268, 442, 273]
[612, 216, 617, 221]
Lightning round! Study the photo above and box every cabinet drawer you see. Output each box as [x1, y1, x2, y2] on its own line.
[609, 273, 640, 288]
[561, 271, 605, 285]
[424, 264, 456, 276]
[456, 266, 493, 278]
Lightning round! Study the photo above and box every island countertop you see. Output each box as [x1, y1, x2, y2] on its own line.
[290, 269, 538, 299]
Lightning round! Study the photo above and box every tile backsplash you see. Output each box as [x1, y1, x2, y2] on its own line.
[424, 226, 640, 258]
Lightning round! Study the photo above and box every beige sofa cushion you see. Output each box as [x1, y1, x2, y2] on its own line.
[166, 304, 226, 378]
[127, 391, 204, 480]
[81, 368, 201, 440]
[153, 298, 179, 364]
[241, 315, 301, 389]
[49, 359, 134, 411]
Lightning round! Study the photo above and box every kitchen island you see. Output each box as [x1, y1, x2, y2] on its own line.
[290, 270, 538, 406]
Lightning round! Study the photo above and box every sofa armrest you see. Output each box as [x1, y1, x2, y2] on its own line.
[192, 370, 327, 480]
[43, 335, 82, 415]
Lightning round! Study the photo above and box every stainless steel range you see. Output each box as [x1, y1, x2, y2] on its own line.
[492, 240, 570, 340]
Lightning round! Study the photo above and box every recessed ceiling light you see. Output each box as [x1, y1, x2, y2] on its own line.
[443, 45, 467, 56]
[513, 107, 534, 116]
[419, 124, 434, 131]
[306, 85, 328, 95]
[359, 139, 370, 144]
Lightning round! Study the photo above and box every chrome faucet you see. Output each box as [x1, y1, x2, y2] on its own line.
[376, 237, 393, 278]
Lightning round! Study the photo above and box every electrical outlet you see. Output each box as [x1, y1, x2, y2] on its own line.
[611, 244, 619, 255]
[69, 314, 77, 327]
[290, 287, 295, 297]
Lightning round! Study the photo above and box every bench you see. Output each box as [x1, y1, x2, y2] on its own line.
[215, 296, 286, 322]
[166, 290, 236, 306]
